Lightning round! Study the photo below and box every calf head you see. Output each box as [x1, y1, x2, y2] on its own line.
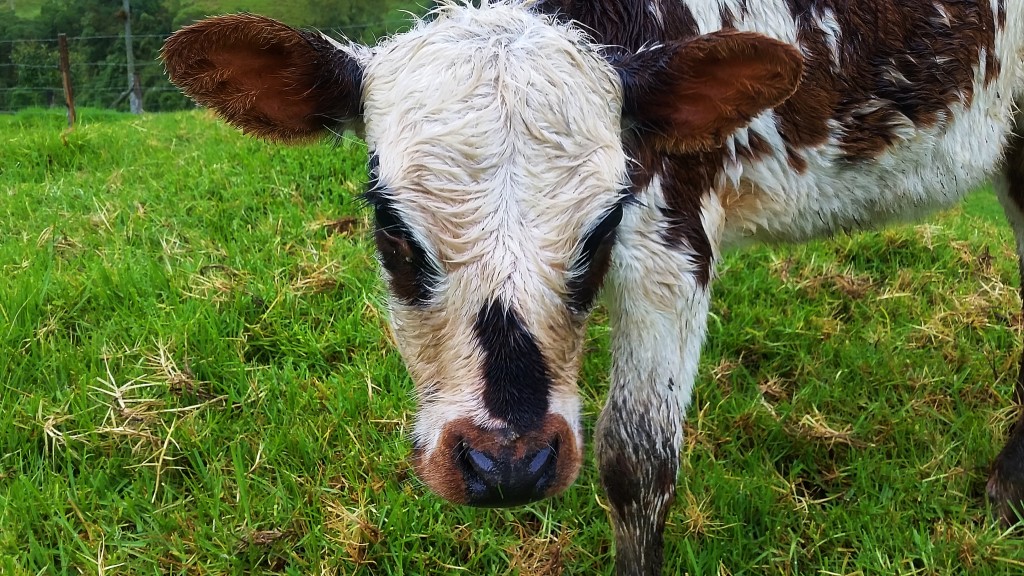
[163, 2, 801, 507]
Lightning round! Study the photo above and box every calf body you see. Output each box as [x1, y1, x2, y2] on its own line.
[163, 1, 1024, 574]
[540, 1, 1024, 572]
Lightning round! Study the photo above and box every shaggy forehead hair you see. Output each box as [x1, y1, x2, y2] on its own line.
[356, 1, 630, 447]
[363, 1, 628, 298]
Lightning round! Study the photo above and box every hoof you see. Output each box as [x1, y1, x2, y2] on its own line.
[987, 424, 1024, 526]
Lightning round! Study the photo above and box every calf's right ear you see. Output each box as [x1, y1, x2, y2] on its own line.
[161, 14, 365, 143]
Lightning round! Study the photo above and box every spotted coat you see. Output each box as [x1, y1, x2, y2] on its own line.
[163, 1, 1024, 574]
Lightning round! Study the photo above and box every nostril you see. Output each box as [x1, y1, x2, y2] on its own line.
[527, 445, 556, 479]
[456, 440, 500, 481]
[524, 437, 559, 490]
[466, 447, 498, 478]
[456, 440, 491, 497]
[455, 435, 561, 506]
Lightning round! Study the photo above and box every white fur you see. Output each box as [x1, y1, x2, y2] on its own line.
[593, 3, 1024, 569]
[814, 7, 842, 65]
[359, 3, 627, 454]
[350, 0, 1024, 483]
[710, 0, 1024, 247]
[602, 174, 718, 449]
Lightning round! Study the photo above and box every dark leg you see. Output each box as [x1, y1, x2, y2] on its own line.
[987, 396, 1024, 525]
[988, 135, 1024, 525]
[986, 260, 1024, 525]
[597, 394, 682, 575]
[599, 210, 713, 574]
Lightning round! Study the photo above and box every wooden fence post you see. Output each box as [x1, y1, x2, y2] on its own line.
[57, 33, 75, 129]
[132, 71, 143, 112]
[123, 0, 143, 114]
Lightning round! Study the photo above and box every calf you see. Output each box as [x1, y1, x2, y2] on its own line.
[162, 1, 1024, 574]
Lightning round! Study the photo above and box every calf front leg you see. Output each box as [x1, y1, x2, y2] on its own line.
[989, 160, 1024, 525]
[598, 192, 715, 575]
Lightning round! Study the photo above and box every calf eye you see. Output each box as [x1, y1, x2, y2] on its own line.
[374, 227, 420, 299]
[567, 202, 624, 313]
[364, 154, 441, 306]
[370, 202, 442, 306]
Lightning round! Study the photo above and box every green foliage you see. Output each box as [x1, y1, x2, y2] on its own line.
[6, 41, 60, 109]
[10, 0, 46, 19]
[175, 0, 429, 42]
[4, 109, 1024, 574]
[0, 0, 432, 112]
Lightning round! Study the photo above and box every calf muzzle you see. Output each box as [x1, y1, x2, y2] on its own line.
[413, 414, 581, 507]
[458, 434, 559, 506]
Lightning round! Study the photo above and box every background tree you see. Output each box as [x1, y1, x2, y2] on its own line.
[0, 0, 431, 112]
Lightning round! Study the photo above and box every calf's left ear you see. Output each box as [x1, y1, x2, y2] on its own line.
[161, 14, 365, 143]
[614, 31, 804, 151]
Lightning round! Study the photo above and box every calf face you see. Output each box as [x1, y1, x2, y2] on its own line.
[162, 2, 801, 507]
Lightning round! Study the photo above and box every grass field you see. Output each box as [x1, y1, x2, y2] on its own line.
[3, 108, 1024, 574]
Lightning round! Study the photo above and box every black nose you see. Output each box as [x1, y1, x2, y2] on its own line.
[456, 437, 559, 506]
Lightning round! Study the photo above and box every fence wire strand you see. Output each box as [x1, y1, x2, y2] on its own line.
[0, 20, 408, 45]
[0, 19, 412, 113]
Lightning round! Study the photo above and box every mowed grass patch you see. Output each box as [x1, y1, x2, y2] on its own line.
[2, 108, 1024, 574]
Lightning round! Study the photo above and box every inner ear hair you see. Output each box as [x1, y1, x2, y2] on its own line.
[161, 14, 364, 142]
[616, 31, 804, 152]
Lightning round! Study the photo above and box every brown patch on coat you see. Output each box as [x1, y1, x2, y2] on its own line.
[660, 152, 720, 287]
[780, 0, 999, 161]
[786, 145, 808, 173]
[622, 142, 715, 288]
[623, 139, 716, 288]
[535, 0, 699, 51]
[162, 14, 363, 142]
[412, 414, 581, 505]
[735, 130, 773, 162]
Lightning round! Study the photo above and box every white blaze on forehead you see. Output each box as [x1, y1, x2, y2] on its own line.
[358, 3, 627, 451]
[362, 3, 627, 299]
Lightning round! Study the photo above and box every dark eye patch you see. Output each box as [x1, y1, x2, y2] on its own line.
[362, 153, 442, 306]
[567, 198, 628, 313]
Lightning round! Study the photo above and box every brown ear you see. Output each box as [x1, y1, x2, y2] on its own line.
[615, 31, 804, 151]
[161, 14, 364, 142]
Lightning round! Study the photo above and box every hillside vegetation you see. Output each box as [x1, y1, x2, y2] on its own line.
[3, 109, 1024, 574]
[6, 0, 429, 30]
[10, 0, 45, 19]
[179, 0, 428, 28]
[0, 0, 430, 112]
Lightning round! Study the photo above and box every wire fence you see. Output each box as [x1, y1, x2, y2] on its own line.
[0, 21, 411, 114]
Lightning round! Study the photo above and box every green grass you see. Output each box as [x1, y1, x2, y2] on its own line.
[3, 107, 1024, 574]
